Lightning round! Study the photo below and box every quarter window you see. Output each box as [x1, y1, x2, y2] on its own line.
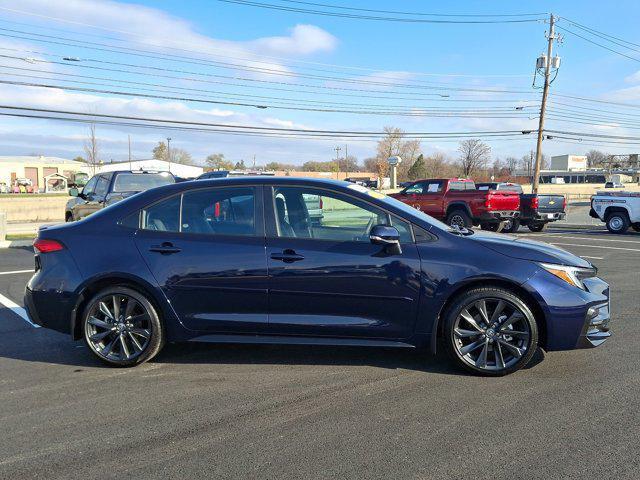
[94, 176, 110, 197]
[273, 187, 412, 243]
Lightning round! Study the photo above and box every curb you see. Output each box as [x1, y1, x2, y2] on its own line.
[0, 240, 33, 249]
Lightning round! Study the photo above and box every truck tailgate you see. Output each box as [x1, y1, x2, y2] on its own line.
[487, 191, 520, 210]
[537, 195, 565, 213]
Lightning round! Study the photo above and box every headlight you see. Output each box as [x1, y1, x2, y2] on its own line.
[539, 263, 597, 290]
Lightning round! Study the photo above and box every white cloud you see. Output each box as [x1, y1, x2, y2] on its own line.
[0, 0, 337, 78]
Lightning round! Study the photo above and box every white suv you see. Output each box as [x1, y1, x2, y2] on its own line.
[590, 191, 640, 234]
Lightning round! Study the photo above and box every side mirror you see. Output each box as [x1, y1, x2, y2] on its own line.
[370, 224, 402, 252]
[369, 225, 400, 245]
[68, 187, 79, 197]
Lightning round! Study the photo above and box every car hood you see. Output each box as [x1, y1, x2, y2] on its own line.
[468, 230, 592, 267]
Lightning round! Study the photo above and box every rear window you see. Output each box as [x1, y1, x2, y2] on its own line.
[449, 181, 476, 191]
[113, 173, 175, 192]
[498, 184, 523, 193]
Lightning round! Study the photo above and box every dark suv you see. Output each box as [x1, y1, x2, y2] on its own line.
[65, 171, 175, 222]
[28, 178, 610, 376]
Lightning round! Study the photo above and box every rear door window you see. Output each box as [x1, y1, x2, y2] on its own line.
[139, 187, 256, 236]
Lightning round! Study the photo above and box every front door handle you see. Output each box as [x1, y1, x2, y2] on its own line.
[149, 242, 182, 255]
[270, 249, 305, 263]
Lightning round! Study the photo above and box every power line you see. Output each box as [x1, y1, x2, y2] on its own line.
[0, 14, 532, 79]
[0, 64, 539, 117]
[214, 0, 546, 23]
[0, 28, 537, 94]
[0, 105, 534, 138]
[561, 17, 640, 50]
[556, 25, 640, 63]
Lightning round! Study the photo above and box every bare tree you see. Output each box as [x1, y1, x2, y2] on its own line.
[458, 139, 490, 177]
[505, 156, 519, 174]
[586, 150, 608, 168]
[374, 126, 423, 183]
[83, 124, 100, 175]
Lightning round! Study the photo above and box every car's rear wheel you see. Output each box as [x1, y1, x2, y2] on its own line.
[443, 287, 538, 376]
[606, 212, 630, 234]
[83, 286, 165, 367]
[65, 212, 73, 222]
[527, 222, 546, 232]
[446, 209, 472, 229]
[480, 222, 499, 232]
[502, 218, 520, 233]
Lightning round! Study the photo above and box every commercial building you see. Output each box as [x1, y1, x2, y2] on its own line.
[96, 159, 203, 178]
[550, 155, 588, 171]
[0, 156, 87, 191]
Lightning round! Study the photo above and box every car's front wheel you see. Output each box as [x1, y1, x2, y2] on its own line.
[527, 222, 546, 232]
[83, 286, 165, 367]
[443, 287, 538, 376]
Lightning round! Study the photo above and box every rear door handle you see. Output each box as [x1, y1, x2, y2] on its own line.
[149, 242, 181, 254]
[270, 249, 305, 263]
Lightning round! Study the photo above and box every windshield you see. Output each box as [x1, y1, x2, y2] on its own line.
[113, 173, 175, 192]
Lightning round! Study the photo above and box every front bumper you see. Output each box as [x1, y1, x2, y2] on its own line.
[576, 301, 611, 348]
[523, 271, 611, 351]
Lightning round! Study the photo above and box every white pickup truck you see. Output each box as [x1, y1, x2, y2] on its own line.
[590, 191, 640, 234]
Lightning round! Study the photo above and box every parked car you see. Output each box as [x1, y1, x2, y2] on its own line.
[65, 171, 175, 222]
[590, 190, 640, 233]
[390, 178, 520, 230]
[26, 178, 610, 376]
[604, 181, 624, 189]
[475, 182, 566, 233]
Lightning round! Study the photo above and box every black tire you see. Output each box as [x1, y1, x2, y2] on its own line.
[502, 218, 520, 233]
[527, 222, 546, 232]
[446, 209, 473, 229]
[480, 223, 499, 232]
[65, 212, 73, 222]
[632, 224, 640, 232]
[443, 287, 539, 376]
[82, 286, 165, 367]
[606, 212, 630, 234]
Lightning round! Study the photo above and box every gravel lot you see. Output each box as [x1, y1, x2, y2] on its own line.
[1, 228, 638, 479]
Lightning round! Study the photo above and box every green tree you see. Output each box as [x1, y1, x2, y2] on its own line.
[407, 154, 427, 180]
[234, 160, 246, 170]
[152, 141, 167, 161]
[73, 156, 85, 163]
[206, 153, 234, 170]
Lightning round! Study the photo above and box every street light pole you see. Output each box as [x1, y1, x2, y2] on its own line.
[533, 13, 556, 194]
[166, 137, 172, 174]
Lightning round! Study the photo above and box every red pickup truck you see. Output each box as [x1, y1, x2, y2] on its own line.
[390, 178, 520, 229]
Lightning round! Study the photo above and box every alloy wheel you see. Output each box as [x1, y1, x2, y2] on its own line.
[84, 294, 152, 362]
[450, 215, 466, 228]
[452, 298, 532, 372]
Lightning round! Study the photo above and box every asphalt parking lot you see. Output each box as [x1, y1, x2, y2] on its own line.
[0, 228, 639, 479]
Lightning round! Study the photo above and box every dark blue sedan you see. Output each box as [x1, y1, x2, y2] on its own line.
[25, 178, 611, 375]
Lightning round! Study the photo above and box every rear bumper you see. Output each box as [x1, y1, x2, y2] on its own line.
[478, 210, 520, 223]
[24, 286, 75, 334]
[533, 212, 566, 222]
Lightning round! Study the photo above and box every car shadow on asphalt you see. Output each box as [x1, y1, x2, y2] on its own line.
[0, 323, 545, 375]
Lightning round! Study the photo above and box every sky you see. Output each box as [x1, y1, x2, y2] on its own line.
[0, 0, 640, 166]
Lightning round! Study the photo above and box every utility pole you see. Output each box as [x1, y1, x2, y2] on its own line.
[334, 146, 341, 179]
[252, 154, 256, 170]
[166, 137, 172, 174]
[533, 13, 556, 194]
[128, 134, 132, 170]
[344, 144, 349, 177]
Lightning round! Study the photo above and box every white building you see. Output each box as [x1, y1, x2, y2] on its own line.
[0, 156, 87, 190]
[96, 159, 204, 179]
[550, 154, 587, 171]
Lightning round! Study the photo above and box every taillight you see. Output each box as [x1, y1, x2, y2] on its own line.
[33, 238, 64, 253]
[562, 196, 567, 210]
[531, 197, 539, 209]
[319, 197, 323, 209]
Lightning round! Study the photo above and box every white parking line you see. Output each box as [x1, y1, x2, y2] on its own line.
[0, 269, 33, 275]
[547, 242, 640, 253]
[522, 234, 640, 244]
[580, 256, 604, 260]
[0, 292, 39, 328]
